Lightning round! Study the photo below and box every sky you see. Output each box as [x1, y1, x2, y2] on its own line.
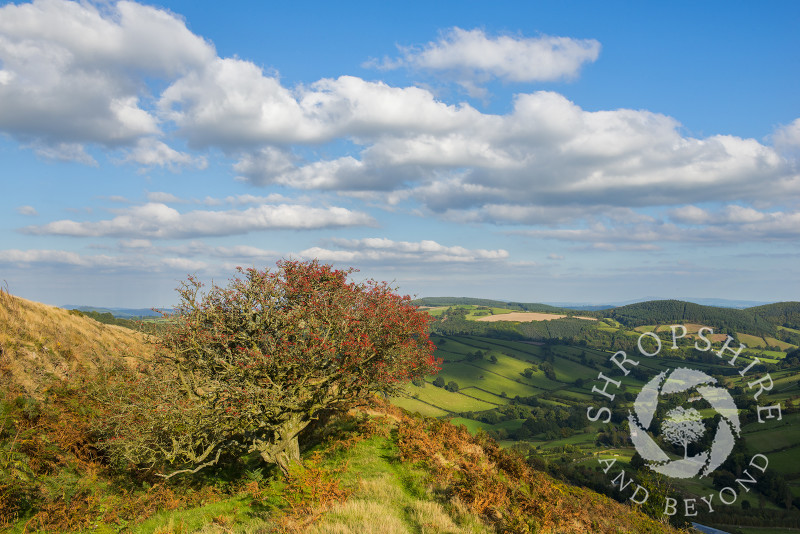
[1, 0, 799, 308]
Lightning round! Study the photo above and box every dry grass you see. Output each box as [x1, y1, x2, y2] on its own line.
[408, 500, 461, 533]
[309, 500, 410, 534]
[0, 290, 155, 395]
[391, 401, 683, 534]
[474, 312, 596, 323]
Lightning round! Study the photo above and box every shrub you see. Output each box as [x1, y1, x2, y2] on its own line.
[101, 260, 440, 477]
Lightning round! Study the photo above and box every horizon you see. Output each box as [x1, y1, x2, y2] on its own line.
[57, 295, 783, 314]
[1, 1, 799, 308]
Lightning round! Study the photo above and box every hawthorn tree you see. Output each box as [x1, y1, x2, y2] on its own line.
[103, 260, 439, 476]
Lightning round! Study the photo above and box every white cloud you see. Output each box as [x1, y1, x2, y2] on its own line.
[0, 0, 213, 149]
[519, 205, 800, 247]
[1, 3, 797, 232]
[300, 237, 508, 264]
[119, 238, 152, 249]
[670, 205, 768, 225]
[0, 248, 208, 271]
[225, 88, 797, 218]
[31, 142, 97, 165]
[161, 66, 478, 149]
[123, 138, 207, 171]
[16, 205, 38, 216]
[371, 27, 600, 95]
[668, 205, 800, 239]
[23, 202, 375, 238]
[221, 193, 297, 206]
[160, 58, 314, 147]
[773, 118, 800, 156]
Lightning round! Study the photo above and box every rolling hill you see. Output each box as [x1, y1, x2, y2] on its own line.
[0, 291, 683, 533]
[410, 299, 800, 534]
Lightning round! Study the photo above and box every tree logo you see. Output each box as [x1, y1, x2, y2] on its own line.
[628, 367, 741, 479]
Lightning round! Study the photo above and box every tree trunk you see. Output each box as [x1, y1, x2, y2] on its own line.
[254, 412, 308, 477]
[274, 433, 301, 477]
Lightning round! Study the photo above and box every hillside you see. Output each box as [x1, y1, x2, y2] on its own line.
[748, 301, 800, 330]
[401, 318, 800, 532]
[607, 299, 776, 335]
[0, 292, 683, 533]
[0, 289, 154, 394]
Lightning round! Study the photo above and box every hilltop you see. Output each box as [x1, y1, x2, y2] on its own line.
[0, 291, 684, 533]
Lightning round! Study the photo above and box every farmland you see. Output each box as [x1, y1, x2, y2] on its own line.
[393, 300, 800, 532]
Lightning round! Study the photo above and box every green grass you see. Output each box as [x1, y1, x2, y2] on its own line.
[765, 337, 797, 350]
[391, 395, 451, 417]
[464, 306, 514, 319]
[532, 431, 598, 450]
[458, 386, 508, 405]
[756, 446, 800, 476]
[130, 496, 267, 534]
[422, 307, 449, 317]
[739, 333, 769, 348]
[391, 330, 800, 526]
[404, 382, 497, 412]
[437, 357, 559, 396]
[308, 434, 491, 534]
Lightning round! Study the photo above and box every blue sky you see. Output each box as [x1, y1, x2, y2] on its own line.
[1, 0, 799, 308]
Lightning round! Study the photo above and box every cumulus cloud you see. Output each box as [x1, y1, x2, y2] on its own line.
[1, 1, 797, 236]
[161, 69, 478, 149]
[373, 27, 600, 90]
[668, 205, 800, 240]
[299, 237, 508, 264]
[224, 88, 796, 217]
[517, 205, 800, 247]
[23, 202, 375, 238]
[0, 0, 214, 152]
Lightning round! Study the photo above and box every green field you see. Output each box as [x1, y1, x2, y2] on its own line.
[391, 322, 800, 530]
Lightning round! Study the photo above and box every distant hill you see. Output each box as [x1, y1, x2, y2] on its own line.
[546, 297, 772, 309]
[748, 301, 800, 330]
[418, 296, 775, 313]
[424, 297, 794, 340]
[413, 297, 575, 314]
[60, 305, 165, 318]
[607, 299, 775, 335]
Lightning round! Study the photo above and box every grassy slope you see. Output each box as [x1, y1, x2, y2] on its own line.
[1, 293, 685, 533]
[0, 290, 154, 394]
[400, 332, 800, 526]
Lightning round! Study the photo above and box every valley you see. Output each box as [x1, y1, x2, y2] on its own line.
[394, 300, 800, 533]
